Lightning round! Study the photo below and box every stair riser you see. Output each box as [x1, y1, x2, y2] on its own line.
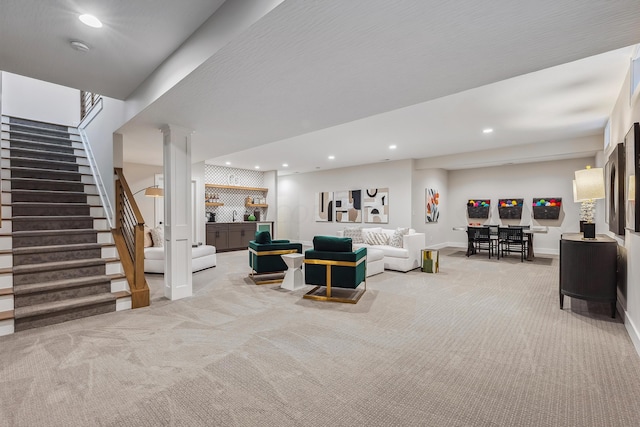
[10, 168, 81, 182]
[7, 140, 75, 155]
[14, 264, 106, 285]
[13, 232, 97, 248]
[11, 192, 87, 203]
[12, 218, 94, 231]
[1, 135, 83, 151]
[8, 130, 71, 142]
[9, 118, 69, 132]
[14, 300, 115, 332]
[9, 149, 77, 163]
[14, 282, 111, 308]
[8, 180, 85, 192]
[13, 205, 90, 216]
[11, 158, 79, 172]
[13, 248, 102, 266]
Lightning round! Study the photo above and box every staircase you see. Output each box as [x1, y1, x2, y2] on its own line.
[0, 116, 130, 334]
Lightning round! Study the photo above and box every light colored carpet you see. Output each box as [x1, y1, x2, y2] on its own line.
[0, 249, 639, 426]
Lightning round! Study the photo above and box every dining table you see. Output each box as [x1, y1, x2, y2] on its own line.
[454, 225, 548, 261]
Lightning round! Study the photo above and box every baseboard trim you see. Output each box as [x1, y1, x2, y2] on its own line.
[622, 307, 640, 358]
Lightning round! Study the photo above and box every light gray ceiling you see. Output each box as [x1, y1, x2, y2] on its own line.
[2, 1, 640, 173]
[0, 0, 226, 99]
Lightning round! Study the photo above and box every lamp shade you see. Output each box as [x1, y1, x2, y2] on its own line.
[572, 180, 582, 203]
[575, 167, 605, 201]
[144, 187, 164, 197]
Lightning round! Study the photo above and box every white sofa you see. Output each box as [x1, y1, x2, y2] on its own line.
[144, 245, 217, 274]
[143, 226, 217, 274]
[337, 227, 425, 272]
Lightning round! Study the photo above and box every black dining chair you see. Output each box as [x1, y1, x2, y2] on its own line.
[498, 227, 526, 262]
[467, 226, 495, 258]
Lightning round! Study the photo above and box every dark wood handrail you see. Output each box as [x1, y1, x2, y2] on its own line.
[113, 167, 149, 308]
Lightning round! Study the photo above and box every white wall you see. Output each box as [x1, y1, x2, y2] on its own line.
[123, 162, 163, 226]
[277, 159, 414, 242]
[1, 72, 79, 126]
[412, 167, 449, 247]
[608, 64, 640, 355]
[192, 161, 206, 245]
[81, 97, 126, 217]
[446, 157, 599, 255]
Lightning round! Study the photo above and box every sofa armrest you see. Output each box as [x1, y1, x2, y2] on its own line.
[403, 233, 426, 265]
[271, 239, 290, 243]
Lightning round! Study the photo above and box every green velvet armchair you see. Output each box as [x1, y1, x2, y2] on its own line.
[303, 235, 367, 303]
[248, 231, 302, 284]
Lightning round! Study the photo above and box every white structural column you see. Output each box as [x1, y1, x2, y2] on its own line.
[160, 125, 193, 300]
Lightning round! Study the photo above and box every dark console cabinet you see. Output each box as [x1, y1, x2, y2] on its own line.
[559, 233, 617, 318]
[206, 223, 259, 252]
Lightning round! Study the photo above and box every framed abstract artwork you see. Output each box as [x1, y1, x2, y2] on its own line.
[425, 188, 440, 223]
[625, 123, 640, 232]
[607, 143, 625, 235]
[334, 190, 362, 223]
[315, 191, 333, 222]
[363, 188, 389, 223]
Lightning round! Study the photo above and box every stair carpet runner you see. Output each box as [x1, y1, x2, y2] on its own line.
[1, 116, 127, 332]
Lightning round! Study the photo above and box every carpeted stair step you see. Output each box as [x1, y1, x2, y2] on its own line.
[10, 157, 79, 172]
[13, 242, 103, 265]
[12, 202, 89, 217]
[7, 146, 78, 163]
[11, 216, 94, 231]
[7, 132, 73, 147]
[11, 189, 87, 204]
[13, 258, 106, 285]
[9, 166, 82, 182]
[13, 293, 116, 332]
[9, 117, 70, 133]
[7, 139, 76, 155]
[8, 177, 85, 192]
[11, 229, 98, 248]
[13, 275, 112, 307]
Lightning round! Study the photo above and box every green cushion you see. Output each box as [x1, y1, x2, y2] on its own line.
[304, 247, 366, 289]
[255, 231, 272, 244]
[313, 235, 352, 252]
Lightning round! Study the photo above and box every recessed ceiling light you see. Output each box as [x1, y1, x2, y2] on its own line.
[70, 40, 90, 53]
[389, 144, 397, 149]
[483, 128, 494, 134]
[79, 14, 103, 28]
[282, 163, 289, 167]
[225, 161, 231, 165]
[254, 165, 260, 169]
[328, 155, 335, 160]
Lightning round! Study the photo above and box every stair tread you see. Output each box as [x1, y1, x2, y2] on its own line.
[11, 215, 101, 221]
[12, 257, 106, 274]
[6, 129, 75, 141]
[14, 274, 113, 294]
[14, 293, 116, 319]
[4, 120, 78, 136]
[6, 146, 84, 158]
[13, 242, 105, 254]
[8, 166, 90, 177]
[6, 177, 92, 186]
[12, 202, 89, 206]
[0, 310, 13, 321]
[3, 137, 81, 149]
[9, 189, 87, 196]
[0, 288, 13, 296]
[5, 228, 104, 237]
[8, 155, 80, 166]
[113, 291, 131, 299]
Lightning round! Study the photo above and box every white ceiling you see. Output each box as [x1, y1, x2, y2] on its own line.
[2, 1, 640, 173]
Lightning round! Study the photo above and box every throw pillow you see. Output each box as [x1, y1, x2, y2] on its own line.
[255, 230, 272, 244]
[143, 225, 153, 248]
[366, 232, 389, 246]
[150, 226, 164, 247]
[389, 227, 409, 248]
[343, 227, 364, 244]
